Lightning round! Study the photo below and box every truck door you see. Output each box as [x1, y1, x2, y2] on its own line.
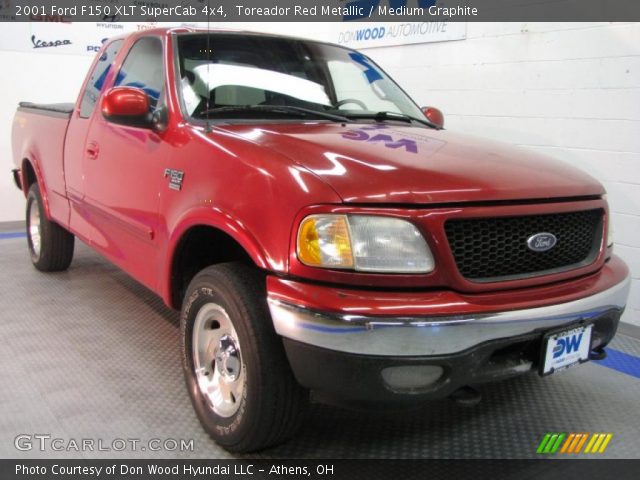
[64, 39, 124, 239]
[82, 36, 167, 291]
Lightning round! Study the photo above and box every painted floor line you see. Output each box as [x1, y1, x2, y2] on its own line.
[597, 348, 640, 380]
[0, 231, 26, 240]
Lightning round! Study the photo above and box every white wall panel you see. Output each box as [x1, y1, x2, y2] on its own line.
[0, 50, 93, 224]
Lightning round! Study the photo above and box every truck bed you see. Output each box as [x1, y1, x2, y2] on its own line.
[12, 102, 74, 226]
[18, 102, 74, 118]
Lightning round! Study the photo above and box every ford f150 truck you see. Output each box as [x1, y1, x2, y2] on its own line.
[11, 28, 630, 452]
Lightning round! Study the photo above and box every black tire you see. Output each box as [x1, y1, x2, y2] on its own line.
[181, 262, 308, 452]
[26, 183, 74, 272]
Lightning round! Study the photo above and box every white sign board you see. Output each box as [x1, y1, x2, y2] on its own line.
[0, 19, 466, 57]
[330, 21, 466, 49]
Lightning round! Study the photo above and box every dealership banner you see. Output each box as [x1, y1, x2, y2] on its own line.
[0, 20, 464, 56]
[329, 21, 466, 49]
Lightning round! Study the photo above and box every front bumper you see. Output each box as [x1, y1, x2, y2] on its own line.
[267, 257, 630, 403]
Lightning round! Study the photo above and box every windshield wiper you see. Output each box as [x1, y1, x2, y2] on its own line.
[342, 111, 440, 129]
[199, 105, 350, 123]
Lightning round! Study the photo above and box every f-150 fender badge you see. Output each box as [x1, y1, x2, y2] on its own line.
[164, 168, 184, 191]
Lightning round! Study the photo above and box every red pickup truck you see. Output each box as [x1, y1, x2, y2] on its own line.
[11, 28, 630, 452]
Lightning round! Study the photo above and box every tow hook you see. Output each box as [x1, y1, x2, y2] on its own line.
[449, 386, 482, 407]
[589, 347, 607, 361]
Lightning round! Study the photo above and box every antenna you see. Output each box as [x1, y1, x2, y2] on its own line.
[204, 0, 212, 133]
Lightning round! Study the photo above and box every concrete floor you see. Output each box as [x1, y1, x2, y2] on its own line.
[1, 229, 639, 459]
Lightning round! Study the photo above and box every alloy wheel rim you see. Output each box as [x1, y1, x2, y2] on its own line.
[28, 199, 41, 257]
[192, 303, 245, 417]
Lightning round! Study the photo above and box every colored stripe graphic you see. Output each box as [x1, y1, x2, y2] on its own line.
[544, 434, 559, 453]
[567, 433, 582, 453]
[585, 433, 613, 453]
[591, 434, 605, 453]
[550, 433, 565, 453]
[537, 433, 552, 453]
[574, 433, 589, 453]
[560, 433, 575, 453]
[598, 434, 613, 453]
[539, 433, 613, 454]
[537, 433, 565, 454]
[564, 433, 585, 454]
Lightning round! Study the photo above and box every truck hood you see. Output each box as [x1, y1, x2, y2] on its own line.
[221, 123, 604, 204]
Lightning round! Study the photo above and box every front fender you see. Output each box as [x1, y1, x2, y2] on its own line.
[161, 206, 269, 306]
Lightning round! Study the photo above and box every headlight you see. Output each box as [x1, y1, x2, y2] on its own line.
[296, 214, 434, 273]
[603, 194, 614, 248]
[607, 214, 614, 248]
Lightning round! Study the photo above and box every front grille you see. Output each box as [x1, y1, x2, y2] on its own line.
[445, 209, 603, 282]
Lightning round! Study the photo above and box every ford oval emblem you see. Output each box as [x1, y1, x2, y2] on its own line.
[527, 232, 557, 252]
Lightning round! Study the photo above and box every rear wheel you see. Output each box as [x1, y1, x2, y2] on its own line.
[181, 263, 308, 452]
[26, 184, 74, 272]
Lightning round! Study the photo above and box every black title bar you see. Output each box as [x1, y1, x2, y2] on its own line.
[1, 0, 640, 22]
[2, 459, 640, 480]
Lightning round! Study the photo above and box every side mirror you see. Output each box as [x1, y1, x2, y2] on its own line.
[421, 106, 444, 129]
[101, 87, 152, 128]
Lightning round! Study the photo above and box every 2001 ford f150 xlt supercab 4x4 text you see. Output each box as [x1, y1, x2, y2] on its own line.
[11, 28, 631, 452]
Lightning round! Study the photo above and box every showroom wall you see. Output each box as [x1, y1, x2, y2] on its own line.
[0, 49, 94, 219]
[0, 22, 638, 326]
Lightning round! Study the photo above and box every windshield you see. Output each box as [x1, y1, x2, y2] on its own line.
[175, 33, 425, 122]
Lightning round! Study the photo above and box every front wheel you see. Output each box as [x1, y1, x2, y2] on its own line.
[181, 263, 308, 452]
[26, 183, 74, 272]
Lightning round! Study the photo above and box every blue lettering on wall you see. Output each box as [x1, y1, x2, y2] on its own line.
[355, 26, 386, 41]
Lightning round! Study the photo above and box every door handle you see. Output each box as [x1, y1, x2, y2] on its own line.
[86, 141, 100, 160]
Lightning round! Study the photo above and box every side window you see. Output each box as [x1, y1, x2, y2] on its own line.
[114, 37, 164, 111]
[79, 40, 123, 118]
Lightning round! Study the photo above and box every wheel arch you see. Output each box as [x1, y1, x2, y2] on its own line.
[164, 211, 271, 309]
[21, 157, 52, 219]
[21, 159, 37, 193]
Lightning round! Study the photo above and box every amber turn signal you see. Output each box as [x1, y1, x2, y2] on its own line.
[297, 215, 354, 269]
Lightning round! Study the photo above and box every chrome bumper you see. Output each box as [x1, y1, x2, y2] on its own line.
[267, 274, 631, 357]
